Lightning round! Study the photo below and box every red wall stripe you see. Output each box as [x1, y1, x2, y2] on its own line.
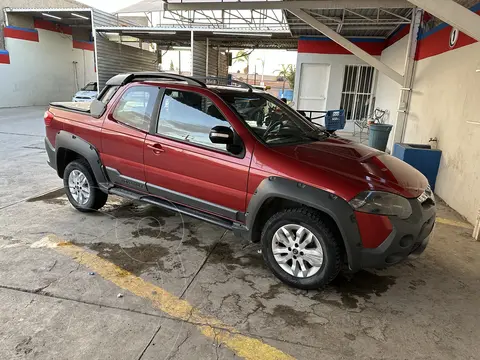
[4, 27, 39, 42]
[73, 40, 94, 51]
[34, 19, 73, 36]
[416, 9, 479, 60]
[298, 39, 385, 56]
[386, 24, 410, 48]
[0, 51, 10, 65]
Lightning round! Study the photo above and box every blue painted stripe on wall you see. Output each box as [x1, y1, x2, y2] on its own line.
[471, 2, 480, 12]
[0, 50, 9, 55]
[419, 2, 480, 40]
[299, 36, 385, 43]
[5, 25, 38, 33]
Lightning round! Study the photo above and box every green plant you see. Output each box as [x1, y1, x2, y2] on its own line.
[286, 66, 296, 89]
[235, 50, 251, 81]
[169, 60, 175, 71]
[275, 64, 295, 92]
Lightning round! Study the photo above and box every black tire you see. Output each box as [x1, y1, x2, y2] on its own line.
[261, 208, 342, 290]
[63, 159, 108, 212]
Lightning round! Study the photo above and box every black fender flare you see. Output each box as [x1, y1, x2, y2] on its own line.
[245, 177, 362, 271]
[55, 131, 110, 191]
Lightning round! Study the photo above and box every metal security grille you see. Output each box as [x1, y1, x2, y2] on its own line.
[340, 65, 375, 122]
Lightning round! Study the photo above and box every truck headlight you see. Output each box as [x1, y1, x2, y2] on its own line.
[349, 191, 412, 219]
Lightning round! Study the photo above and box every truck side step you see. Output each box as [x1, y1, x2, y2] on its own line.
[109, 187, 143, 200]
[108, 186, 235, 230]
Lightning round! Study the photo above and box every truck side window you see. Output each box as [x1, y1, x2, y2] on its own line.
[113, 86, 159, 132]
[157, 89, 231, 151]
[99, 85, 119, 104]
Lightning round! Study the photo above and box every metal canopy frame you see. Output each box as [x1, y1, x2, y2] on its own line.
[4, 8, 92, 27]
[116, 1, 416, 38]
[289, 8, 405, 84]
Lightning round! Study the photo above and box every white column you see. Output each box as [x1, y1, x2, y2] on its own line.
[392, 7, 422, 144]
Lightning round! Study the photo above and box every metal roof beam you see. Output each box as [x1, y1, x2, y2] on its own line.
[166, 1, 414, 11]
[407, 0, 480, 42]
[289, 9, 404, 84]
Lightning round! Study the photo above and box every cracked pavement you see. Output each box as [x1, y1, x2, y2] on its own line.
[1, 107, 480, 359]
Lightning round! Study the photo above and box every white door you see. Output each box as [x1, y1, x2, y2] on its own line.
[297, 63, 330, 111]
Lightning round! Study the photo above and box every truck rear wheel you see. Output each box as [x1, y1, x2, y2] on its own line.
[63, 159, 108, 212]
[261, 208, 342, 290]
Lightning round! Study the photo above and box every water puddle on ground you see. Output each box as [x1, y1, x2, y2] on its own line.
[315, 271, 396, 309]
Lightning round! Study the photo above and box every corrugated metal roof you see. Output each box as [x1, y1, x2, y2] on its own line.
[284, 5, 415, 38]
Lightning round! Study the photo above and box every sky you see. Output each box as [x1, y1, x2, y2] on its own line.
[80, 0, 141, 12]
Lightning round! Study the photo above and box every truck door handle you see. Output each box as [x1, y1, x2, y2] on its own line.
[147, 143, 164, 154]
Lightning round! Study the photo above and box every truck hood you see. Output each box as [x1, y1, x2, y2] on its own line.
[273, 136, 427, 198]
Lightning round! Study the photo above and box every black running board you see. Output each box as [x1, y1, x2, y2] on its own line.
[109, 187, 245, 231]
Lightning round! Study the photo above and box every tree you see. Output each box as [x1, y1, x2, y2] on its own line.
[235, 50, 251, 83]
[169, 60, 174, 71]
[286, 66, 296, 90]
[275, 64, 295, 92]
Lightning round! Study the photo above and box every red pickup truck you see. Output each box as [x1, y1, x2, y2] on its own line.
[44, 73, 436, 289]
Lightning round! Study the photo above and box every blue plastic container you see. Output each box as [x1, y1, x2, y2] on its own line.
[368, 124, 393, 151]
[278, 89, 294, 101]
[393, 143, 442, 191]
[324, 109, 346, 131]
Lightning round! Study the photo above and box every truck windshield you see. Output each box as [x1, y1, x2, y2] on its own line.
[218, 92, 326, 145]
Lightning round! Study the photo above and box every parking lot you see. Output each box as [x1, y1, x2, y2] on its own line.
[1, 106, 480, 359]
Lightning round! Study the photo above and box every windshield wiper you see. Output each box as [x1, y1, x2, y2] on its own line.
[306, 129, 330, 140]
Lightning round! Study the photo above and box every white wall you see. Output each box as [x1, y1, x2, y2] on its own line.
[293, 53, 371, 132]
[374, 36, 408, 151]
[0, 29, 96, 108]
[405, 42, 480, 224]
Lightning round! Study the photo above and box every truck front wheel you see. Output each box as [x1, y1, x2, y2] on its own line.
[63, 159, 108, 212]
[261, 208, 342, 290]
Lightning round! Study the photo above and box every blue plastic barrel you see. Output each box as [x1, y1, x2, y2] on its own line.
[393, 144, 442, 190]
[368, 124, 393, 151]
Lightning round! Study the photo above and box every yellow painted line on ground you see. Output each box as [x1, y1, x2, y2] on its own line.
[35, 235, 295, 360]
[436, 217, 472, 229]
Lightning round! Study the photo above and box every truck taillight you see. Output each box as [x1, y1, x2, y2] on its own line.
[44, 111, 54, 126]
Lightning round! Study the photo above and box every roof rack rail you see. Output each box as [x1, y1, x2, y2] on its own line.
[106, 72, 207, 88]
[193, 76, 254, 92]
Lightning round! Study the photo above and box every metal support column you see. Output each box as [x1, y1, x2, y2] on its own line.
[190, 30, 194, 76]
[206, 38, 209, 76]
[392, 7, 422, 144]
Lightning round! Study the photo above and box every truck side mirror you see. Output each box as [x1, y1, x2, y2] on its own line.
[90, 99, 107, 118]
[209, 126, 234, 145]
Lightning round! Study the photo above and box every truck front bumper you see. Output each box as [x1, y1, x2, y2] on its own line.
[358, 198, 436, 269]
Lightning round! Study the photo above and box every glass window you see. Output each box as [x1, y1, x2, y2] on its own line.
[113, 86, 159, 132]
[218, 92, 327, 146]
[99, 85, 119, 104]
[83, 82, 97, 91]
[340, 65, 375, 121]
[157, 89, 231, 151]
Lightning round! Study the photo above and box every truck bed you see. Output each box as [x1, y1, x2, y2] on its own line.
[50, 101, 91, 114]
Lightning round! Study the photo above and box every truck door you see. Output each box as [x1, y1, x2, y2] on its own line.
[101, 85, 160, 191]
[143, 87, 252, 221]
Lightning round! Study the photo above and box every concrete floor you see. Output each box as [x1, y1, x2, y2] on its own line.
[1, 107, 480, 360]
